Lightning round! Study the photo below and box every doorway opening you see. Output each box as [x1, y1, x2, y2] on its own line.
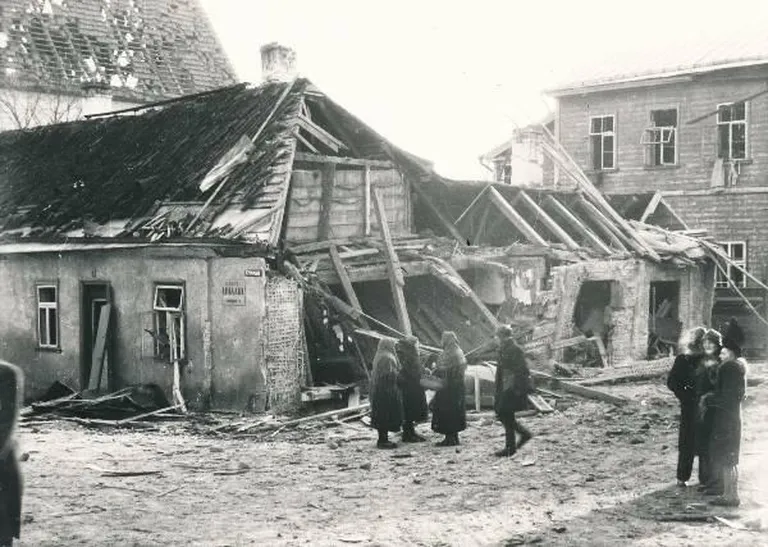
[648, 281, 681, 358]
[80, 282, 113, 391]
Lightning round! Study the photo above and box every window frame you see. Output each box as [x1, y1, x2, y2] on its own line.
[152, 283, 186, 362]
[716, 101, 748, 161]
[715, 241, 747, 289]
[36, 282, 60, 349]
[588, 114, 617, 170]
[642, 108, 678, 167]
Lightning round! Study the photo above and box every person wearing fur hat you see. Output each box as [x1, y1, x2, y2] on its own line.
[430, 332, 467, 447]
[370, 338, 404, 449]
[667, 326, 706, 486]
[494, 330, 533, 457]
[396, 336, 428, 443]
[707, 332, 748, 507]
[695, 328, 722, 492]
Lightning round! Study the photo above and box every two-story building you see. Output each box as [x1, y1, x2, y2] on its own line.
[542, 50, 768, 357]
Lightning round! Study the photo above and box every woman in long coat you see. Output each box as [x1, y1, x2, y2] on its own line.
[430, 332, 467, 447]
[370, 338, 404, 449]
[695, 328, 722, 492]
[396, 336, 428, 443]
[0, 361, 22, 547]
[494, 334, 533, 457]
[666, 326, 706, 486]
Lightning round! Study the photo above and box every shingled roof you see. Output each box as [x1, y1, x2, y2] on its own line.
[0, 0, 236, 101]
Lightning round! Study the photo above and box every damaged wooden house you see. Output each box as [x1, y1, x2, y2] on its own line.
[0, 44, 723, 414]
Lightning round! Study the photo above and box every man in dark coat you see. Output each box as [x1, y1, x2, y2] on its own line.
[666, 326, 706, 486]
[396, 336, 428, 443]
[370, 338, 403, 449]
[707, 336, 747, 507]
[431, 332, 467, 447]
[0, 361, 22, 547]
[494, 331, 533, 457]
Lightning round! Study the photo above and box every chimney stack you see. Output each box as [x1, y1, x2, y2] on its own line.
[260, 42, 298, 83]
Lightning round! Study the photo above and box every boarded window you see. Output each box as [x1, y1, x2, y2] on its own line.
[717, 102, 747, 160]
[642, 109, 677, 166]
[37, 285, 58, 348]
[153, 285, 185, 362]
[589, 115, 615, 170]
[716, 241, 747, 288]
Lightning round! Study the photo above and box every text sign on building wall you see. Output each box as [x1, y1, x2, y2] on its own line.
[222, 280, 246, 306]
[244, 268, 263, 278]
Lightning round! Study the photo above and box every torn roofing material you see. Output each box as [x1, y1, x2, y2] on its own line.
[0, 0, 237, 101]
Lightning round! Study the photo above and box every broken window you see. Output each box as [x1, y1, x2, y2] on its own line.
[152, 285, 185, 362]
[37, 284, 59, 348]
[642, 109, 677, 166]
[589, 115, 615, 170]
[717, 102, 747, 160]
[716, 242, 747, 288]
[493, 155, 512, 184]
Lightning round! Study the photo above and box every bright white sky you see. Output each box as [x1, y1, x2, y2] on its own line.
[201, 0, 768, 180]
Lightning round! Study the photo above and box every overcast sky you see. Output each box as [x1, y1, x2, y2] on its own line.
[201, 0, 768, 180]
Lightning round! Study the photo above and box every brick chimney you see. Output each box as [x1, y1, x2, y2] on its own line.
[260, 42, 297, 83]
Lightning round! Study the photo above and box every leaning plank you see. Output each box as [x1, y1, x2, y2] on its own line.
[531, 370, 629, 406]
[294, 152, 393, 168]
[527, 394, 554, 413]
[639, 191, 663, 223]
[488, 187, 549, 246]
[328, 245, 370, 329]
[254, 403, 371, 432]
[543, 195, 613, 255]
[371, 187, 412, 336]
[574, 197, 630, 252]
[550, 335, 588, 351]
[88, 303, 112, 392]
[297, 115, 345, 153]
[517, 190, 580, 250]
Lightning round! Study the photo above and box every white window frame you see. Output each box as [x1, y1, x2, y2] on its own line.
[36, 284, 59, 349]
[589, 115, 616, 170]
[715, 241, 747, 289]
[641, 108, 678, 166]
[716, 102, 748, 161]
[152, 284, 186, 362]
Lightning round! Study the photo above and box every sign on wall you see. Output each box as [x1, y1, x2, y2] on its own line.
[222, 280, 246, 306]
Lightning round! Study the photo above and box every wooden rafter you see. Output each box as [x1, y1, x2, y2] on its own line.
[516, 190, 580, 250]
[297, 115, 347, 154]
[307, 98, 364, 157]
[410, 181, 466, 244]
[294, 152, 392, 168]
[488, 187, 549, 247]
[573, 197, 629, 252]
[639, 192, 663, 223]
[543, 195, 613, 255]
[328, 245, 370, 329]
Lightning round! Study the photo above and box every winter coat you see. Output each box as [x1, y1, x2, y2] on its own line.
[0, 361, 22, 542]
[694, 356, 719, 456]
[431, 332, 467, 435]
[369, 338, 404, 432]
[667, 354, 699, 407]
[709, 358, 747, 467]
[495, 339, 531, 423]
[396, 337, 428, 424]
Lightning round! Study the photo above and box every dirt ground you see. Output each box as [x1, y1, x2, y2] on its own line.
[15, 366, 768, 547]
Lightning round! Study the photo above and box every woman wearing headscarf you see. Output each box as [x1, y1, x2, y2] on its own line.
[396, 336, 428, 443]
[430, 332, 467, 447]
[369, 338, 404, 449]
[666, 326, 706, 486]
[696, 328, 722, 493]
[494, 328, 534, 457]
[0, 361, 22, 547]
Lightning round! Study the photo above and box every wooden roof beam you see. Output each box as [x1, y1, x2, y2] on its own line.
[639, 191, 663, 223]
[543, 195, 613, 255]
[297, 115, 347, 153]
[573, 197, 630, 253]
[488, 187, 549, 247]
[516, 190, 580, 251]
[294, 152, 393, 168]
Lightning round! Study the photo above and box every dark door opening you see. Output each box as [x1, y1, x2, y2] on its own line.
[571, 280, 615, 366]
[648, 281, 681, 358]
[80, 283, 113, 390]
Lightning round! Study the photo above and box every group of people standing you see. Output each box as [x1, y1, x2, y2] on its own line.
[369, 327, 534, 456]
[667, 319, 748, 507]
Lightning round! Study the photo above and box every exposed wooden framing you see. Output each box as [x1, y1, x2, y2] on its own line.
[371, 187, 412, 336]
[364, 165, 372, 235]
[306, 97, 364, 156]
[575, 196, 632, 252]
[455, 185, 491, 225]
[328, 245, 369, 329]
[488, 187, 549, 247]
[296, 132, 320, 154]
[531, 370, 629, 406]
[294, 152, 393, 168]
[657, 199, 690, 230]
[473, 203, 491, 246]
[639, 191, 663, 223]
[543, 195, 613, 255]
[297, 115, 346, 153]
[410, 181, 466, 244]
[318, 163, 336, 240]
[517, 190, 580, 250]
[290, 238, 359, 254]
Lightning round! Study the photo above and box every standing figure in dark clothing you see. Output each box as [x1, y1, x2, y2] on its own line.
[667, 326, 706, 486]
[370, 338, 404, 449]
[707, 336, 748, 507]
[0, 361, 22, 547]
[494, 328, 534, 457]
[396, 336, 428, 443]
[431, 332, 467, 447]
[696, 329, 722, 493]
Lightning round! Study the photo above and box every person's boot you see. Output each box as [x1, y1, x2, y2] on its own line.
[495, 425, 517, 457]
[401, 422, 426, 443]
[376, 430, 397, 449]
[516, 427, 533, 450]
[436, 436, 452, 447]
[711, 466, 740, 506]
[437, 433, 459, 447]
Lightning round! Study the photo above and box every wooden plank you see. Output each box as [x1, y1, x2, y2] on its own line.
[589, 336, 609, 367]
[455, 185, 491, 225]
[371, 187, 412, 336]
[473, 203, 491, 246]
[517, 190, 580, 250]
[364, 165, 371, 235]
[488, 187, 549, 247]
[543, 195, 613, 255]
[639, 191, 663, 223]
[550, 335, 587, 351]
[573, 196, 629, 252]
[328, 245, 369, 329]
[318, 163, 336, 240]
[527, 394, 554, 413]
[531, 370, 629, 406]
[88, 303, 112, 392]
[657, 197, 690, 230]
[410, 181, 466, 244]
[297, 115, 345, 153]
[294, 152, 393, 168]
[296, 132, 320, 154]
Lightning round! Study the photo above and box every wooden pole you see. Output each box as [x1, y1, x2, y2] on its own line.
[169, 313, 188, 413]
[328, 245, 370, 329]
[364, 165, 371, 236]
[488, 187, 549, 247]
[543, 195, 613, 255]
[517, 190, 580, 250]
